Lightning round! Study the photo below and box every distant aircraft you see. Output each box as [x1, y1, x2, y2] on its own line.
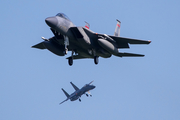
[32, 13, 151, 66]
[59, 81, 95, 104]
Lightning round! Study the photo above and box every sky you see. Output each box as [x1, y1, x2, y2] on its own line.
[0, 0, 180, 120]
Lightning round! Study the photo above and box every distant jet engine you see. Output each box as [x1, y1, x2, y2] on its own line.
[97, 39, 119, 55]
[43, 41, 65, 56]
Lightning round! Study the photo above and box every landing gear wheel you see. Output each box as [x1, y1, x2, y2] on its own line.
[79, 99, 81, 102]
[94, 56, 99, 65]
[68, 57, 73, 66]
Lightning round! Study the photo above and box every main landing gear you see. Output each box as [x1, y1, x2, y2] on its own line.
[68, 51, 74, 66]
[94, 56, 99, 65]
[93, 49, 99, 65]
[68, 56, 99, 66]
[67, 50, 99, 66]
[68, 57, 73, 66]
[86, 94, 92, 97]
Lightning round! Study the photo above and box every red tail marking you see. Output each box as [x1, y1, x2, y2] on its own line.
[85, 25, 89, 29]
[117, 24, 120, 27]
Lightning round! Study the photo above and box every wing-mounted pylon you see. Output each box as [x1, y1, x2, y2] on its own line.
[114, 19, 121, 37]
[70, 82, 79, 91]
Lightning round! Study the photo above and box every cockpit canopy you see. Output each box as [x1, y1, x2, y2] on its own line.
[56, 13, 70, 21]
[83, 84, 88, 87]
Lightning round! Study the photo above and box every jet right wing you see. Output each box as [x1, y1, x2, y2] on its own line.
[31, 42, 46, 49]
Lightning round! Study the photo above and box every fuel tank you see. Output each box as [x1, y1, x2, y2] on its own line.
[97, 39, 118, 54]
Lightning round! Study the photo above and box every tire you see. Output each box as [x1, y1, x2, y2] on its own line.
[94, 56, 99, 65]
[68, 57, 73, 66]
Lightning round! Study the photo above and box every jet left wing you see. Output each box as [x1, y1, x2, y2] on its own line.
[82, 27, 151, 49]
[114, 52, 144, 57]
[59, 98, 69, 105]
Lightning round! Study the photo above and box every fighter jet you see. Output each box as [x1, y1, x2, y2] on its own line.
[59, 81, 95, 104]
[32, 13, 151, 66]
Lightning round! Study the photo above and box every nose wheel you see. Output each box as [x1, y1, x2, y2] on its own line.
[79, 99, 81, 102]
[94, 56, 99, 64]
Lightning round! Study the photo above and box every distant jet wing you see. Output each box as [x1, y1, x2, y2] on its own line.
[31, 42, 46, 49]
[59, 98, 69, 105]
[114, 52, 144, 57]
[109, 36, 151, 45]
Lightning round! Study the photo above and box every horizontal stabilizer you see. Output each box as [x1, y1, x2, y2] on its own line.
[114, 52, 144, 57]
[31, 42, 46, 49]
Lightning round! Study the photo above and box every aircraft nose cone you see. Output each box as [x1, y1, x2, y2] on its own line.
[45, 17, 58, 28]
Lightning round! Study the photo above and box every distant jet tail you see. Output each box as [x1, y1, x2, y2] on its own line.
[114, 19, 121, 37]
[70, 82, 79, 91]
[61, 88, 70, 98]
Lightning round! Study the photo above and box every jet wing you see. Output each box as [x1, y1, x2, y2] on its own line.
[59, 98, 69, 105]
[31, 42, 46, 49]
[82, 27, 151, 48]
[109, 35, 151, 45]
[114, 52, 144, 57]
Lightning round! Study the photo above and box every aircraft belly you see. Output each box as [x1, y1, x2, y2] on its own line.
[70, 96, 79, 101]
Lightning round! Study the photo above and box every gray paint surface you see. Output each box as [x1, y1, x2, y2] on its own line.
[32, 13, 151, 65]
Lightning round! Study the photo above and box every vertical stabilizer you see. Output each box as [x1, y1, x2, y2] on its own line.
[70, 82, 79, 91]
[61, 88, 70, 98]
[85, 21, 90, 29]
[114, 19, 121, 37]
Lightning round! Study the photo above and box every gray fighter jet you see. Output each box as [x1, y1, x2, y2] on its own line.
[32, 13, 151, 66]
[59, 81, 95, 104]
